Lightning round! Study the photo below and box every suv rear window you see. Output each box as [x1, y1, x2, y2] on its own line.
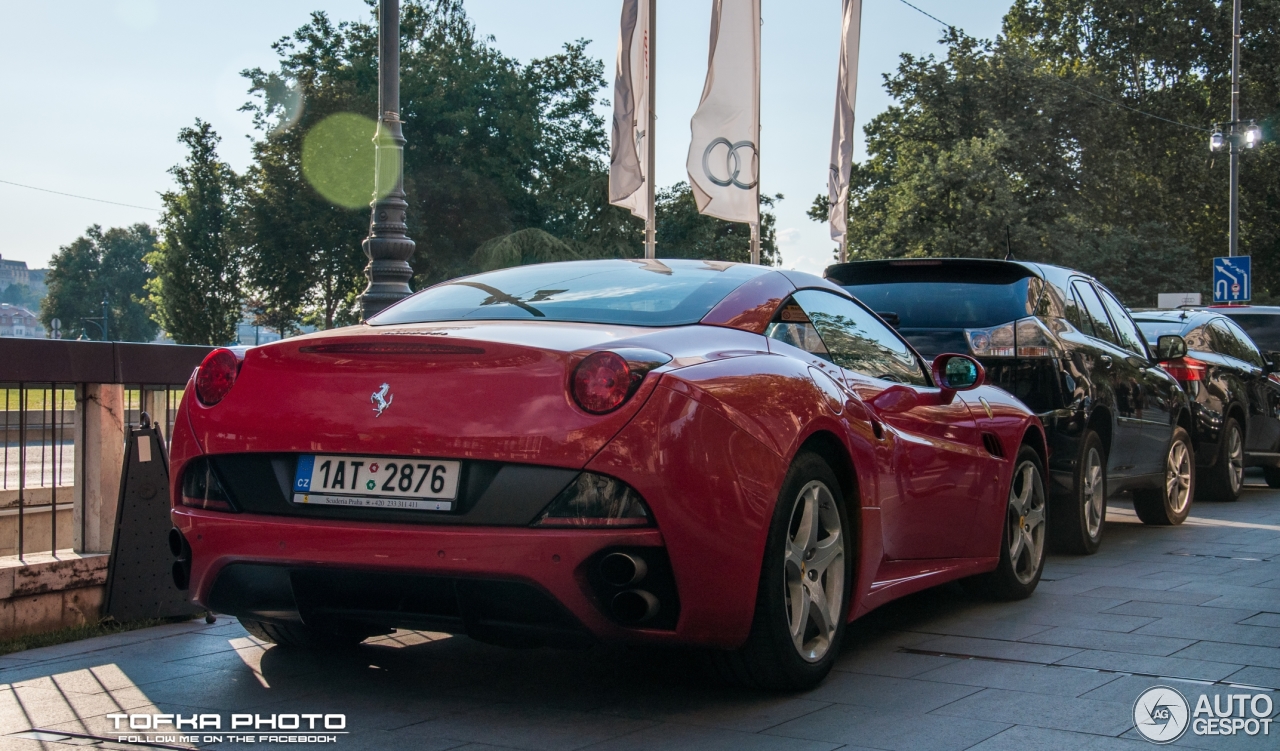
[842, 279, 1040, 329]
[1221, 313, 1280, 352]
[370, 259, 764, 327]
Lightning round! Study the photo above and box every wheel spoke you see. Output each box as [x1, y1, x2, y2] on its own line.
[1024, 505, 1045, 531]
[808, 530, 842, 576]
[788, 578, 808, 649]
[808, 579, 834, 639]
[1008, 522, 1025, 562]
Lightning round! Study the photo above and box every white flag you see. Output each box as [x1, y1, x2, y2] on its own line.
[828, 0, 862, 249]
[686, 0, 760, 225]
[609, 0, 651, 219]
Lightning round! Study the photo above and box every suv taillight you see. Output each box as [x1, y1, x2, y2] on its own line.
[966, 317, 1064, 358]
[1161, 357, 1206, 382]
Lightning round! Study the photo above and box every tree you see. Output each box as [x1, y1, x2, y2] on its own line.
[812, 2, 1280, 305]
[0, 284, 38, 309]
[657, 183, 782, 266]
[238, 1, 635, 332]
[148, 121, 244, 345]
[40, 224, 159, 342]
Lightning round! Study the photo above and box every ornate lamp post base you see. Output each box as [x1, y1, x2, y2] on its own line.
[358, 0, 415, 321]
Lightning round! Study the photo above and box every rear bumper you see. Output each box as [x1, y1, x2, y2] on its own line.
[173, 508, 704, 647]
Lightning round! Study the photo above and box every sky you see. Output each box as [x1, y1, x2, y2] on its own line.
[0, 0, 1010, 277]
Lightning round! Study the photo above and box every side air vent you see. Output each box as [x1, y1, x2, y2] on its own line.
[981, 433, 1005, 458]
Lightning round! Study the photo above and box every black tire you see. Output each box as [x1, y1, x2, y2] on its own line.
[1265, 466, 1280, 489]
[238, 617, 368, 649]
[1199, 417, 1244, 502]
[964, 446, 1047, 600]
[1050, 429, 1107, 555]
[714, 452, 853, 691]
[1133, 426, 1194, 525]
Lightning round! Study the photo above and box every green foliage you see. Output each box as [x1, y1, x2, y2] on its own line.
[814, 2, 1280, 306]
[40, 224, 159, 342]
[148, 121, 244, 345]
[472, 228, 583, 271]
[656, 183, 781, 266]
[238, 1, 638, 331]
[0, 283, 38, 309]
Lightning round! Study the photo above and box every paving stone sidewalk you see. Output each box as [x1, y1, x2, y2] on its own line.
[3, 475, 1280, 751]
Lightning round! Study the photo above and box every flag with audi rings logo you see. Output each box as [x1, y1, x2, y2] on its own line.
[686, 0, 760, 225]
[609, 0, 651, 219]
[828, 0, 862, 250]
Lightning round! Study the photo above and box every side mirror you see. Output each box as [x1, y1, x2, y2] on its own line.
[932, 354, 985, 392]
[1157, 334, 1188, 361]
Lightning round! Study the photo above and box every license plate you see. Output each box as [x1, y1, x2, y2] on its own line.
[292, 455, 461, 511]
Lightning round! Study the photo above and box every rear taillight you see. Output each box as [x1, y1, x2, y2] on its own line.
[533, 472, 652, 527]
[966, 317, 1063, 358]
[195, 348, 240, 406]
[572, 351, 635, 414]
[1161, 357, 1206, 382]
[180, 457, 236, 512]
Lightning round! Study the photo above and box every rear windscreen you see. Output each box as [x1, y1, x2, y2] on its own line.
[1134, 320, 1186, 344]
[843, 279, 1038, 329]
[370, 259, 765, 327]
[1221, 314, 1280, 352]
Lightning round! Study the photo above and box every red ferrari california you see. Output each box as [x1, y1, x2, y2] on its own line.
[169, 259, 1048, 689]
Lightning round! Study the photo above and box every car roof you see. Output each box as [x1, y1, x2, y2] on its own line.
[1208, 305, 1280, 315]
[823, 257, 1093, 290]
[1129, 309, 1219, 326]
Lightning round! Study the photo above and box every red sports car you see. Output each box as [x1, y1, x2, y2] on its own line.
[169, 259, 1048, 689]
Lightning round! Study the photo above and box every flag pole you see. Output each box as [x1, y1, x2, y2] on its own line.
[750, 0, 762, 265]
[644, 0, 657, 260]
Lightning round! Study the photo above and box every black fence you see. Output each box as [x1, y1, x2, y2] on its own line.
[0, 340, 213, 559]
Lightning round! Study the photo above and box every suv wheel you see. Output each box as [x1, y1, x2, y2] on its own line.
[713, 452, 852, 690]
[1199, 417, 1244, 502]
[1051, 430, 1107, 555]
[1133, 427, 1194, 525]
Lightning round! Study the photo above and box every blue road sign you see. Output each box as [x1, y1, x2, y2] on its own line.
[1213, 256, 1251, 303]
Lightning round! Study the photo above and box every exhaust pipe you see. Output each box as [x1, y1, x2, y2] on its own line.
[169, 527, 192, 591]
[599, 552, 648, 587]
[612, 589, 660, 624]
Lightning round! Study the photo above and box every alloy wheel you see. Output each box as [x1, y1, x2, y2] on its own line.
[1167, 438, 1193, 513]
[1226, 425, 1244, 495]
[1082, 446, 1105, 539]
[1006, 460, 1047, 585]
[783, 480, 845, 663]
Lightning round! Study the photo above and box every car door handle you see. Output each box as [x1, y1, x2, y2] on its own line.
[1099, 355, 1113, 369]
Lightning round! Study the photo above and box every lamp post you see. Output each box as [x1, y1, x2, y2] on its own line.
[1208, 0, 1264, 257]
[357, 0, 415, 320]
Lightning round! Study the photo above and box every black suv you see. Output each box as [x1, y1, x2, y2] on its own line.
[1132, 309, 1280, 495]
[1214, 305, 1280, 362]
[826, 259, 1195, 553]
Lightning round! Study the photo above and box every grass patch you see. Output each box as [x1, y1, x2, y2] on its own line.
[0, 616, 196, 658]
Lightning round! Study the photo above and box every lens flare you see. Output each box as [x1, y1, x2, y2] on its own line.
[301, 113, 395, 210]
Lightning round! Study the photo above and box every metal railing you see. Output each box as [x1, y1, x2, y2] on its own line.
[0, 340, 212, 559]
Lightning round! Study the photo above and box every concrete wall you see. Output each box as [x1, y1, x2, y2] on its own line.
[0, 551, 107, 639]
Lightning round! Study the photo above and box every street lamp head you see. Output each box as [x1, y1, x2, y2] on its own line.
[1210, 129, 1226, 152]
[1244, 122, 1262, 149]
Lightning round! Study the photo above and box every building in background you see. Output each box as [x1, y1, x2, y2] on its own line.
[0, 255, 30, 289]
[0, 303, 44, 338]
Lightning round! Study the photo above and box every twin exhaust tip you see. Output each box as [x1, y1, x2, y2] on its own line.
[599, 552, 660, 624]
[169, 527, 192, 591]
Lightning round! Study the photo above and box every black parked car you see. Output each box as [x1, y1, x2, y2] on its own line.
[826, 259, 1195, 553]
[1132, 309, 1280, 496]
[1215, 305, 1280, 363]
